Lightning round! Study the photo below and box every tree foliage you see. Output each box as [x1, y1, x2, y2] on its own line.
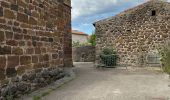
[88, 34, 96, 46]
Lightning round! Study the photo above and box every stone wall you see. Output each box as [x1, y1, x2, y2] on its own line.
[0, 0, 72, 99]
[72, 46, 95, 62]
[94, 0, 170, 67]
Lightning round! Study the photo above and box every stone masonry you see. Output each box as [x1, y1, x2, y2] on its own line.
[0, 0, 72, 99]
[94, 0, 170, 67]
[72, 46, 95, 62]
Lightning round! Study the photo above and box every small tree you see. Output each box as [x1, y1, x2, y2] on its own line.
[88, 34, 96, 46]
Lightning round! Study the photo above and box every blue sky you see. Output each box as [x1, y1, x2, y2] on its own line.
[71, 0, 169, 35]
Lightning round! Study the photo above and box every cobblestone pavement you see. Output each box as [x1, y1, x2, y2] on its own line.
[42, 62, 170, 100]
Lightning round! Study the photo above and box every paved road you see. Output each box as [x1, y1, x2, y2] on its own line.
[43, 62, 170, 100]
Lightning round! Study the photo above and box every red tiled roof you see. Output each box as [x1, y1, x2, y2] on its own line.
[72, 30, 88, 36]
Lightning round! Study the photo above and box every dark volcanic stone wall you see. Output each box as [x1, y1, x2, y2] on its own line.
[94, 0, 170, 67]
[0, 0, 72, 99]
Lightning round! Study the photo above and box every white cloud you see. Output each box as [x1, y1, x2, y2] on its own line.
[72, 0, 170, 20]
[72, 0, 117, 20]
[72, 0, 170, 34]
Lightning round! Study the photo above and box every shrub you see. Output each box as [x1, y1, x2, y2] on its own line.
[159, 41, 170, 75]
[72, 41, 91, 47]
[100, 48, 117, 67]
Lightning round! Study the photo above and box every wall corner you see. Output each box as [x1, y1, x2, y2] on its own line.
[64, 0, 71, 7]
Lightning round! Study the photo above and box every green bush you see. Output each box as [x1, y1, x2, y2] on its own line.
[72, 41, 91, 47]
[159, 41, 170, 75]
[88, 34, 96, 46]
[102, 48, 116, 55]
[100, 48, 117, 67]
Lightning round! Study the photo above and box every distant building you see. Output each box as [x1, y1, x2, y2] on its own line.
[72, 30, 89, 43]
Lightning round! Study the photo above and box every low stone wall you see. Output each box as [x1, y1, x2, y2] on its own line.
[72, 46, 95, 62]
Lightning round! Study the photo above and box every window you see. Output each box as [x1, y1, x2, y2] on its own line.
[151, 10, 156, 16]
[126, 30, 131, 32]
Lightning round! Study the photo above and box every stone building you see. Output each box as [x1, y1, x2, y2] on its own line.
[94, 0, 170, 67]
[0, 0, 72, 99]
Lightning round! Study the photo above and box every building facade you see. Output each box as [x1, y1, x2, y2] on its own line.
[0, 0, 72, 98]
[94, 0, 170, 67]
[72, 30, 88, 44]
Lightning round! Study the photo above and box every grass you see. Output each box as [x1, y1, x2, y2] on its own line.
[41, 89, 54, 97]
[33, 96, 41, 100]
[32, 88, 56, 100]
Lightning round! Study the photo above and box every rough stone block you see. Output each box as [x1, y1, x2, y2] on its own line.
[24, 8, 31, 16]
[0, 56, 6, 69]
[0, 24, 11, 30]
[12, 47, 23, 55]
[13, 27, 22, 33]
[20, 56, 32, 65]
[43, 54, 49, 61]
[17, 0, 27, 8]
[27, 41, 32, 46]
[14, 34, 23, 40]
[35, 47, 41, 54]
[33, 63, 43, 69]
[32, 11, 39, 18]
[37, 42, 43, 47]
[0, 69, 5, 80]
[6, 40, 18, 46]
[11, 4, 18, 11]
[1, 1, 10, 8]
[32, 36, 39, 41]
[41, 48, 46, 53]
[32, 41, 37, 47]
[41, 37, 48, 42]
[28, 17, 37, 25]
[6, 68, 17, 77]
[7, 20, 13, 25]
[52, 54, 58, 59]
[0, 46, 11, 55]
[17, 65, 32, 75]
[39, 55, 44, 62]
[39, 3, 44, 8]
[24, 35, 31, 40]
[0, 7, 3, 17]
[19, 41, 26, 46]
[32, 55, 38, 63]
[17, 12, 28, 23]
[5, 31, 13, 39]
[7, 56, 19, 68]
[49, 38, 54, 42]
[4, 9, 16, 19]
[14, 21, 20, 26]
[23, 29, 27, 34]
[0, 31, 5, 42]
[26, 48, 34, 54]
[0, 18, 6, 24]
